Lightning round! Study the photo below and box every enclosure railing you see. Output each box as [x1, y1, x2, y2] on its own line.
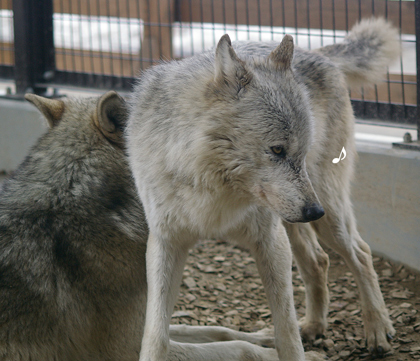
[0, 0, 418, 137]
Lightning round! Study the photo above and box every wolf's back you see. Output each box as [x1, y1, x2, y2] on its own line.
[316, 18, 399, 88]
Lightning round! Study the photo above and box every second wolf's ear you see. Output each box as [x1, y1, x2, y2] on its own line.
[268, 34, 294, 70]
[214, 34, 246, 86]
[25, 94, 65, 128]
[94, 91, 127, 143]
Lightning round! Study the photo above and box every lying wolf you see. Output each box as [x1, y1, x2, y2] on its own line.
[0, 91, 296, 360]
[127, 18, 398, 361]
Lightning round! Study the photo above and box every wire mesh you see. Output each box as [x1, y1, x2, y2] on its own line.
[0, 0, 416, 124]
[0, 0, 14, 77]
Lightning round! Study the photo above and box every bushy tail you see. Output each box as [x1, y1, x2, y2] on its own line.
[316, 18, 400, 88]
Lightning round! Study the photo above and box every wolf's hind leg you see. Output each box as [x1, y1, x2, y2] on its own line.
[285, 223, 330, 343]
[311, 202, 395, 358]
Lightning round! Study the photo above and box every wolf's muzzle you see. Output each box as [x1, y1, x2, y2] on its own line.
[301, 203, 325, 222]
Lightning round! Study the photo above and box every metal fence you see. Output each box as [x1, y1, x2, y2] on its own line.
[0, 0, 418, 135]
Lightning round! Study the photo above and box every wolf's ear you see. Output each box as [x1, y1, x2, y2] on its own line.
[25, 94, 65, 128]
[94, 91, 127, 143]
[214, 34, 245, 85]
[268, 34, 294, 70]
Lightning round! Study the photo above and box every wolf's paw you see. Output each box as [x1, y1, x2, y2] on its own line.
[252, 328, 275, 348]
[299, 318, 326, 343]
[365, 313, 395, 358]
[304, 350, 328, 360]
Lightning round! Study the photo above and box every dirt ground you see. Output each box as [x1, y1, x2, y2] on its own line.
[172, 239, 420, 360]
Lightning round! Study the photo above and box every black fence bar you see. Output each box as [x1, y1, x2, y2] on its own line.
[0, 65, 13, 80]
[12, 0, 55, 95]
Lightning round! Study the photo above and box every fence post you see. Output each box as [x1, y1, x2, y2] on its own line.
[416, 0, 420, 140]
[12, 0, 55, 95]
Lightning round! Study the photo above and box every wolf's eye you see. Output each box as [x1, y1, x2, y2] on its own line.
[271, 146, 284, 156]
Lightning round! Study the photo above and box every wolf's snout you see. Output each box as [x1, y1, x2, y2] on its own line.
[302, 203, 325, 222]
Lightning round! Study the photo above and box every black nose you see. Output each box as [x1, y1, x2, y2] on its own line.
[302, 203, 325, 222]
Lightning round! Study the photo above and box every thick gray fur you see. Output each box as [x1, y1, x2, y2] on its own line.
[0, 93, 148, 360]
[127, 17, 399, 361]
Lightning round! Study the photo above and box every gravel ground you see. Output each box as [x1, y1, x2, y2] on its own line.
[173, 239, 420, 360]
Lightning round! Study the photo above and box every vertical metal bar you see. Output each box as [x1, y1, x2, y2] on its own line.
[245, 0, 250, 40]
[188, 0, 194, 56]
[97, 0, 105, 74]
[0, 0, 4, 65]
[331, 0, 336, 44]
[222, 0, 227, 35]
[345, 0, 351, 100]
[210, 0, 215, 45]
[294, 0, 298, 45]
[257, 0, 262, 41]
[116, 0, 124, 77]
[282, 0, 286, 35]
[234, 0, 238, 40]
[306, 0, 310, 49]
[146, 0, 154, 66]
[415, 0, 420, 139]
[126, 0, 135, 76]
[166, 0, 174, 59]
[87, 0, 96, 74]
[199, 0, 205, 52]
[135, 0, 144, 70]
[358, 0, 364, 111]
[58, 0, 67, 72]
[319, 0, 323, 46]
[385, 0, 392, 107]
[372, 0, 379, 115]
[156, 0, 163, 58]
[398, 0, 406, 118]
[13, 0, 55, 95]
[269, 0, 274, 41]
[77, 0, 85, 74]
[106, 0, 114, 76]
[68, 0, 76, 72]
[345, 0, 348, 32]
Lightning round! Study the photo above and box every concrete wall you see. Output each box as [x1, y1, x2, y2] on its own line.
[352, 144, 420, 271]
[0, 98, 47, 173]
[0, 99, 419, 270]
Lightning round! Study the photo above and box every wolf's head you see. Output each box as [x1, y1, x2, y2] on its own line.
[23, 91, 134, 197]
[25, 91, 127, 149]
[202, 35, 324, 223]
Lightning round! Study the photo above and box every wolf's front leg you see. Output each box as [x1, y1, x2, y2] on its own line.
[140, 233, 191, 361]
[250, 221, 306, 361]
[284, 222, 330, 342]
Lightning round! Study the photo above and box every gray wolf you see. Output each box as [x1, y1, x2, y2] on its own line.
[127, 18, 399, 360]
[0, 91, 293, 360]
